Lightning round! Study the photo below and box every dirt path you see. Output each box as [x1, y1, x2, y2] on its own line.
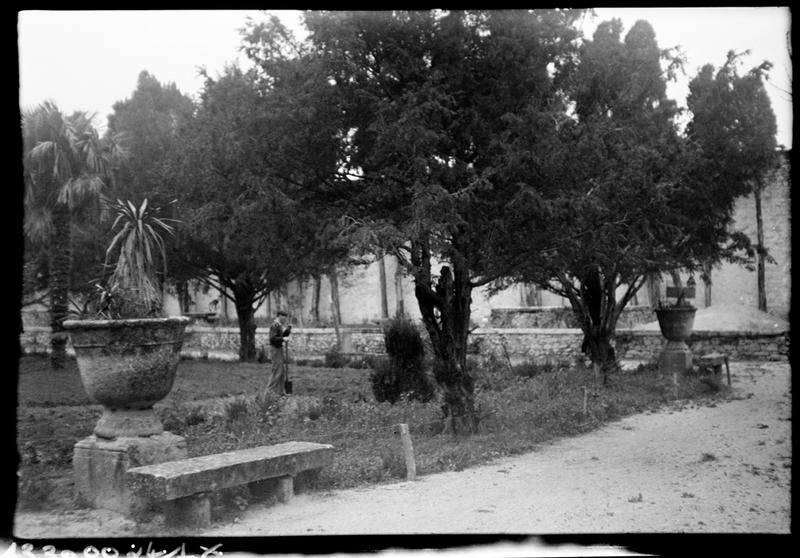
[13, 362, 791, 537]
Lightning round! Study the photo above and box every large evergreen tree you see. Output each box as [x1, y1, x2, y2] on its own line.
[106, 71, 197, 310]
[294, 10, 584, 432]
[106, 70, 195, 203]
[162, 66, 325, 360]
[685, 51, 779, 312]
[505, 21, 769, 380]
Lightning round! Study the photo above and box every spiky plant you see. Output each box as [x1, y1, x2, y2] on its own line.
[101, 198, 176, 318]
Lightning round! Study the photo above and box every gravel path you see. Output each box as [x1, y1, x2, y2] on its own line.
[14, 361, 790, 538]
[195, 361, 790, 535]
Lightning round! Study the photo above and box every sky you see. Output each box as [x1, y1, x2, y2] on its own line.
[18, 8, 792, 148]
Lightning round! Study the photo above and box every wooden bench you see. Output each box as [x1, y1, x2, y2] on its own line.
[126, 441, 333, 527]
[697, 352, 731, 386]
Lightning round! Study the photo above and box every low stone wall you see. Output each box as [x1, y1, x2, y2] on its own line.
[622, 329, 790, 362]
[179, 326, 386, 360]
[20, 324, 787, 363]
[489, 305, 654, 329]
[471, 328, 789, 363]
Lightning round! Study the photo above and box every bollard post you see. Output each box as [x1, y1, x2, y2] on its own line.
[582, 386, 588, 417]
[397, 423, 417, 481]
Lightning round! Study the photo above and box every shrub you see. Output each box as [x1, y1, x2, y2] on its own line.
[370, 357, 399, 402]
[324, 347, 349, 369]
[17, 472, 55, 511]
[256, 390, 281, 414]
[514, 359, 572, 378]
[512, 361, 543, 379]
[470, 354, 513, 392]
[184, 407, 207, 427]
[370, 318, 434, 403]
[698, 375, 724, 394]
[633, 361, 659, 374]
[158, 406, 187, 434]
[224, 398, 250, 425]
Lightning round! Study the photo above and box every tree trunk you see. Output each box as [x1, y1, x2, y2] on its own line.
[576, 268, 620, 384]
[378, 252, 389, 319]
[646, 274, 660, 308]
[281, 284, 291, 318]
[296, 279, 306, 327]
[329, 270, 342, 349]
[311, 274, 321, 325]
[394, 257, 405, 317]
[411, 239, 477, 434]
[755, 185, 767, 312]
[520, 283, 541, 307]
[703, 263, 712, 308]
[582, 331, 618, 383]
[49, 204, 71, 370]
[176, 280, 190, 313]
[233, 289, 257, 362]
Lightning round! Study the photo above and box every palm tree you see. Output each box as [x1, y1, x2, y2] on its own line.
[22, 100, 124, 369]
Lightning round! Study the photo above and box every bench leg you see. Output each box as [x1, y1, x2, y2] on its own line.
[276, 475, 294, 502]
[248, 475, 294, 504]
[164, 493, 211, 529]
[294, 469, 320, 494]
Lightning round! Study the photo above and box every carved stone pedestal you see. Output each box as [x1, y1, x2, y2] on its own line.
[659, 340, 693, 374]
[73, 432, 187, 514]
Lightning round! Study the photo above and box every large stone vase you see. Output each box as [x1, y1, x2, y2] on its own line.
[63, 316, 191, 438]
[654, 306, 697, 375]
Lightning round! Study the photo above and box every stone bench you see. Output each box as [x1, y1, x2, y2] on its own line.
[697, 352, 731, 386]
[126, 441, 333, 527]
[183, 312, 218, 324]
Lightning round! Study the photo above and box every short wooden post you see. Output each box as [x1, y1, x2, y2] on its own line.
[582, 386, 588, 417]
[398, 423, 416, 481]
[724, 355, 731, 386]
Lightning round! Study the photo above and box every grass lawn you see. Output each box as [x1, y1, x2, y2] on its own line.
[16, 354, 731, 519]
[17, 355, 373, 407]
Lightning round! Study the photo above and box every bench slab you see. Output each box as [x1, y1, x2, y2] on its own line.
[126, 441, 333, 503]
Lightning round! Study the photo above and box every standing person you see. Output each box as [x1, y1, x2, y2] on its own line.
[267, 310, 292, 395]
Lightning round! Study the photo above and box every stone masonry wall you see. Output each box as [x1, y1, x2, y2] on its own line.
[489, 305, 654, 329]
[20, 325, 787, 363]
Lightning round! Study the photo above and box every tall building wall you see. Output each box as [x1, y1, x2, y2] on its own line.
[705, 154, 791, 320]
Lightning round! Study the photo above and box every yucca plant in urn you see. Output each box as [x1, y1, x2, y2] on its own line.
[64, 198, 190, 439]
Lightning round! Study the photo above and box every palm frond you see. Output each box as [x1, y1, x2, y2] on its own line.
[23, 207, 54, 242]
[103, 198, 180, 315]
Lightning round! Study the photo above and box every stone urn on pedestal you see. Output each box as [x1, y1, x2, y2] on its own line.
[655, 282, 697, 382]
[65, 199, 190, 514]
[64, 317, 190, 437]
